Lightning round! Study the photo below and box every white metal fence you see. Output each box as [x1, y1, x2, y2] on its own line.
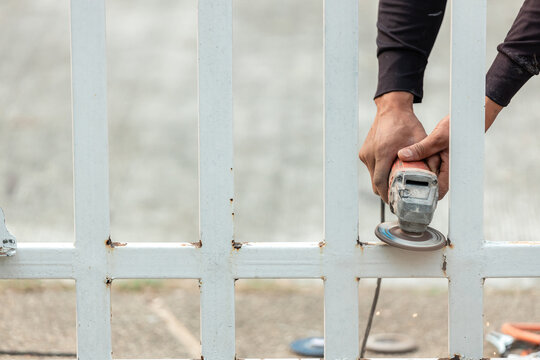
[1, 0, 539, 359]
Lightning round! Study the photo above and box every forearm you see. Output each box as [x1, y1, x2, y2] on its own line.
[486, 0, 540, 106]
[375, 0, 447, 103]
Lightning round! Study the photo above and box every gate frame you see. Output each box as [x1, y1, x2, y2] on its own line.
[1, 0, 538, 359]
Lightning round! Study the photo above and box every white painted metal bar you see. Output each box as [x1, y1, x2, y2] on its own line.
[5, 241, 540, 281]
[70, 0, 112, 359]
[198, 0, 235, 358]
[0, 243, 75, 278]
[116, 358, 511, 360]
[483, 242, 540, 277]
[447, 0, 487, 358]
[323, 0, 360, 358]
[109, 243, 202, 279]
[117, 358, 453, 360]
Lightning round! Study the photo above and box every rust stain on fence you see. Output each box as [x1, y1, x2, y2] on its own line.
[442, 254, 447, 276]
[357, 237, 370, 250]
[105, 237, 127, 248]
[191, 240, 203, 248]
[434, 356, 470, 360]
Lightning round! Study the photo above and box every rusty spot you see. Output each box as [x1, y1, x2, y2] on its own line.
[105, 237, 127, 248]
[450, 354, 461, 360]
[201, 356, 204, 360]
[356, 236, 367, 247]
[232, 240, 242, 250]
[321, 276, 327, 281]
[230, 198, 234, 203]
[509, 240, 540, 245]
[442, 254, 447, 276]
[191, 240, 203, 248]
[232, 212, 235, 217]
[447, 238, 454, 248]
[318, 241, 325, 248]
[105, 276, 113, 286]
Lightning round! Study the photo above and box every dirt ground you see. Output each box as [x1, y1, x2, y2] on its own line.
[0, 280, 536, 359]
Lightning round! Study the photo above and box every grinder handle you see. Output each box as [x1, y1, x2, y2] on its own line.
[390, 159, 430, 175]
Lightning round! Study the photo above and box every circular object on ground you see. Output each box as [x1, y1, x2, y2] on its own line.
[375, 221, 446, 251]
[366, 333, 417, 354]
[290, 337, 324, 357]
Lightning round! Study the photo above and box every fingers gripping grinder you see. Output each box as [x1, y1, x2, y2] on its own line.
[375, 159, 446, 251]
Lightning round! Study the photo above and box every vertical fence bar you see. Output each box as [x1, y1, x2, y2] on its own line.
[323, 0, 360, 358]
[198, 0, 235, 359]
[70, 0, 112, 359]
[447, 0, 486, 358]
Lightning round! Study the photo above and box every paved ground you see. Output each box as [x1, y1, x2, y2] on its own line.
[0, 280, 537, 359]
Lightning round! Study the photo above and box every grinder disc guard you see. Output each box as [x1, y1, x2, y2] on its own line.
[375, 221, 446, 251]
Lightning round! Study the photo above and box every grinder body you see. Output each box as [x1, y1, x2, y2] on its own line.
[374, 159, 446, 251]
[387, 160, 439, 234]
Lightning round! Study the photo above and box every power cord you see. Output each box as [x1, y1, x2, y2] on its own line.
[360, 199, 385, 358]
[0, 350, 76, 357]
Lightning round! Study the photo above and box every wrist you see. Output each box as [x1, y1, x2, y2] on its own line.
[375, 91, 414, 115]
[485, 96, 503, 131]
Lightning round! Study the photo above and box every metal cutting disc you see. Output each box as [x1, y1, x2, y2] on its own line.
[375, 221, 446, 251]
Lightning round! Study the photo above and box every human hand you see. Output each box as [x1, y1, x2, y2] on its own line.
[359, 92, 440, 203]
[397, 97, 504, 200]
[398, 115, 449, 200]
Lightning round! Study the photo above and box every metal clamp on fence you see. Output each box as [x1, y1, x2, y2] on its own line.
[0, 208, 16, 256]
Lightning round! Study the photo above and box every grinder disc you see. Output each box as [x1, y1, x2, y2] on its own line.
[375, 221, 446, 251]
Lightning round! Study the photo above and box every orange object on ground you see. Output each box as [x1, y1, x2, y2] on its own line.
[501, 323, 540, 345]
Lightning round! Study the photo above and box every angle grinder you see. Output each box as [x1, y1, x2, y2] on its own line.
[374, 159, 446, 251]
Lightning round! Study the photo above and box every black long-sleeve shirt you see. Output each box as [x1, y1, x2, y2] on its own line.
[375, 0, 540, 106]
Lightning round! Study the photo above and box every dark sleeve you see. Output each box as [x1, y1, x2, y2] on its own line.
[486, 0, 540, 107]
[375, 0, 448, 103]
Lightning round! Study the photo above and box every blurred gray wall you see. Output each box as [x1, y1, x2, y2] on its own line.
[0, 0, 537, 246]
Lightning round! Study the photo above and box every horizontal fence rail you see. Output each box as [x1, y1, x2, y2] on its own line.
[0, 0, 537, 359]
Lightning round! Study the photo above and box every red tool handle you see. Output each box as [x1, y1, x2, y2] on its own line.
[389, 159, 430, 176]
[501, 323, 540, 345]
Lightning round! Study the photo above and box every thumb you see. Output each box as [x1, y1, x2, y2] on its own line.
[398, 134, 443, 161]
